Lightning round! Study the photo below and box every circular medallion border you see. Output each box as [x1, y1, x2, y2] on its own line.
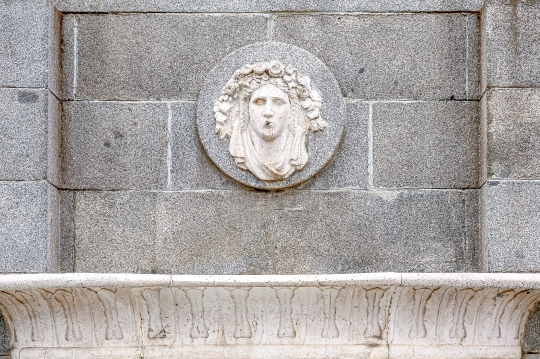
[197, 42, 344, 190]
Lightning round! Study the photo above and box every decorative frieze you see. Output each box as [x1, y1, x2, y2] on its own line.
[0, 273, 538, 358]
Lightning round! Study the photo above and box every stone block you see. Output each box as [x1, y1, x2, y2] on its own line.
[73, 191, 156, 273]
[372, 101, 481, 188]
[523, 302, 540, 354]
[152, 189, 470, 274]
[272, 189, 469, 273]
[274, 13, 479, 100]
[0, 181, 58, 273]
[487, 88, 540, 179]
[482, 0, 540, 88]
[170, 102, 235, 190]
[62, 14, 267, 100]
[61, 101, 168, 190]
[54, 0, 484, 13]
[59, 191, 75, 273]
[0, 313, 9, 355]
[0, 0, 48, 87]
[0, 89, 49, 181]
[301, 101, 369, 189]
[482, 181, 540, 272]
[155, 191, 274, 274]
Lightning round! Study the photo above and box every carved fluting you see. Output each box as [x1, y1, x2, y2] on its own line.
[0, 275, 539, 358]
[364, 288, 385, 338]
[9, 291, 43, 342]
[184, 288, 209, 339]
[321, 287, 340, 338]
[449, 288, 475, 339]
[53, 289, 82, 341]
[229, 288, 252, 339]
[275, 288, 296, 338]
[95, 289, 123, 340]
[409, 288, 433, 338]
[488, 290, 516, 339]
[141, 289, 166, 339]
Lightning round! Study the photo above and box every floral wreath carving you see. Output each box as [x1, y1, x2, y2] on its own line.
[213, 61, 327, 140]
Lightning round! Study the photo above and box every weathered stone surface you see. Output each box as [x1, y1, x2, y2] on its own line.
[301, 101, 369, 189]
[274, 13, 479, 100]
[61, 101, 168, 190]
[273, 190, 469, 273]
[151, 189, 470, 274]
[482, 0, 540, 89]
[482, 180, 540, 272]
[373, 101, 480, 188]
[170, 102, 235, 190]
[0, 313, 9, 355]
[59, 191, 75, 273]
[155, 191, 274, 274]
[73, 191, 156, 273]
[197, 42, 345, 190]
[54, 0, 484, 13]
[523, 302, 540, 354]
[0, 181, 58, 273]
[0, 89, 49, 181]
[487, 88, 540, 179]
[0, 0, 48, 87]
[62, 14, 268, 100]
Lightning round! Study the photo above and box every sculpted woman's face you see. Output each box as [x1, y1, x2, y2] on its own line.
[248, 84, 291, 142]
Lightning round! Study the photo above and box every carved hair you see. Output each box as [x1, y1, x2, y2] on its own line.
[213, 61, 327, 140]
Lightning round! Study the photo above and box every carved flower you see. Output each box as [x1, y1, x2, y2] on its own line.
[239, 64, 253, 75]
[223, 80, 238, 96]
[252, 62, 267, 75]
[298, 86, 311, 99]
[296, 74, 308, 87]
[285, 65, 296, 75]
[268, 61, 284, 77]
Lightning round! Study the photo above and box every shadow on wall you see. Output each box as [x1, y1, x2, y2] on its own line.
[523, 301, 540, 356]
[0, 312, 9, 356]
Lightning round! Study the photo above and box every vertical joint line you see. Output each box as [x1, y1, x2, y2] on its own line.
[368, 103, 374, 189]
[167, 103, 173, 189]
[267, 15, 275, 42]
[465, 15, 469, 99]
[73, 16, 79, 98]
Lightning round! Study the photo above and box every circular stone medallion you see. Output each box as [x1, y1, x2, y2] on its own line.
[197, 42, 344, 190]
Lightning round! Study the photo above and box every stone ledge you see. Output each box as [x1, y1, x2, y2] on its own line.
[0, 273, 538, 358]
[52, 0, 484, 13]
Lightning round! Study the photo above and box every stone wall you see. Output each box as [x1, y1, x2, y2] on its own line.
[0, 0, 538, 275]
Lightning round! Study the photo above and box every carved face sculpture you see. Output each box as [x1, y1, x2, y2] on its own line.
[248, 84, 291, 143]
[214, 61, 327, 181]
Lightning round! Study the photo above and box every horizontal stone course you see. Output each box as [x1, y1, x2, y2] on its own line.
[61, 101, 168, 190]
[372, 100, 481, 188]
[70, 189, 473, 274]
[482, 0, 540, 89]
[0, 181, 58, 273]
[0, 89, 49, 181]
[53, 0, 484, 13]
[482, 180, 540, 272]
[486, 88, 540, 180]
[62, 14, 268, 100]
[274, 13, 479, 100]
[0, 0, 48, 87]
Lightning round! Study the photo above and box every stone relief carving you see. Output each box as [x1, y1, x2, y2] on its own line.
[1, 274, 539, 359]
[213, 61, 327, 181]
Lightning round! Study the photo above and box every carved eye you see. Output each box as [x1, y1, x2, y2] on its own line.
[273, 98, 286, 106]
[253, 98, 266, 106]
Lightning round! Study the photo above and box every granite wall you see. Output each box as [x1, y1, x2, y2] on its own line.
[0, 0, 538, 276]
